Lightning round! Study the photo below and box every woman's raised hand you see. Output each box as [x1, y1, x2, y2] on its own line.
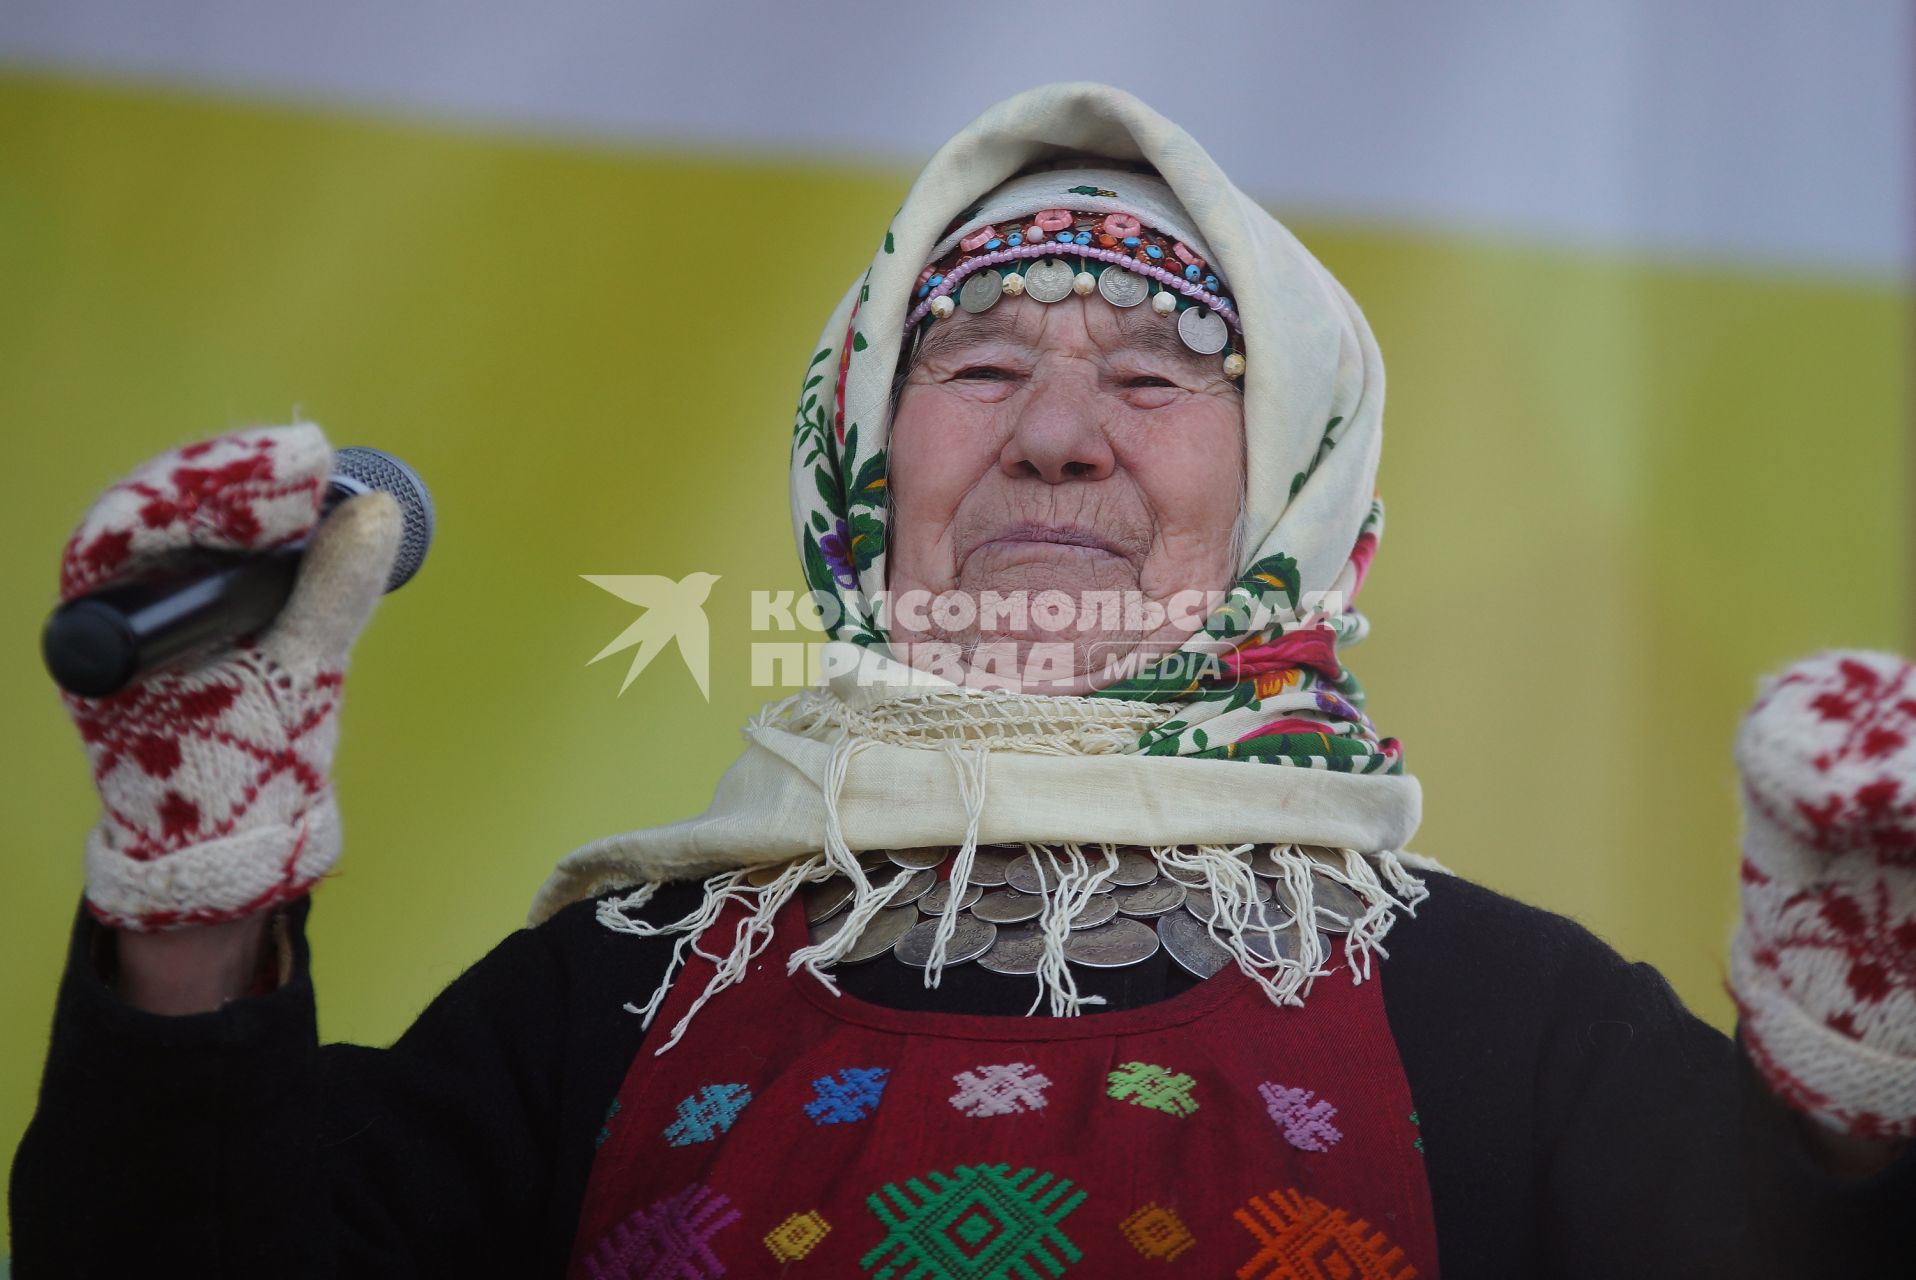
[1731, 651, 1916, 1152]
[56, 425, 400, 956]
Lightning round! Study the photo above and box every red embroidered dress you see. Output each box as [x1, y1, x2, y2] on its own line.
[568, 892, 1440, 1279]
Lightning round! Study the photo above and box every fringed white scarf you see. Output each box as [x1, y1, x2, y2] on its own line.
[530, 645, 1440, 1055]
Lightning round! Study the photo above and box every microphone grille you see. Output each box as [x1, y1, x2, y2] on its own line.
[331, 446, 436, 591]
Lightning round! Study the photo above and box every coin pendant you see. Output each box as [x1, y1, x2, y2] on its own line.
[886, 845, 951, 870]
[893, 914, 997, 968]
[918, 879, 983, 915]
[1177, 304, 1230, 354]
[1064, 917, 1161, 968]
[978, 922, 1047, 975]
[746, 862, 786, 888]
[1070, 893, 1119, 930]
[964, 846, 1019, 887]
[971, 889, 1043, 924]
[1112, 879, 1187, 919]
[957, 270, 1003, 314]
[878, 867, 937, 908]
[1097, 267, 1149, 308]
[802, 876, 853, 924]
[1005, 851, 1066, 894]
[1158, 911, 1233, 979]
[1022, 257, 1075, 303]
[809, 904, 918, 964]
[1243, 920, 1334, 967]
[1109, 849, 1160, 886]
[1183, 879, 1275, 923]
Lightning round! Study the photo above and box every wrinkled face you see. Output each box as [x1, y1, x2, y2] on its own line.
[887, 294, 1245, 694]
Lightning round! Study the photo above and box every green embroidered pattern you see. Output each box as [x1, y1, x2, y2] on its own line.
[1105, 1061, 1200, 1118]
[862, 1164, 1085, 1279]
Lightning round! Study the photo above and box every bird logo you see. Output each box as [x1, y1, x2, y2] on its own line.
[581, 572, 721, 699]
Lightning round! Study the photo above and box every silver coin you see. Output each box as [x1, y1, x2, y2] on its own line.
[1097, 266, 1149, 308]
[809, 904, 919, 964]
[886, 845, 950, 871]
[957, 270, 1003, 314]
[1160, 862, 1209, 887]
[918, 879, 983, 915]
[878, 867, 936, 908]
[1109, 849, 1160, 887]
[1070, 894, 1118, 930]
[1184, 879, 1275, 923]
[1112, 880, 1187, 919]
[893, 915, 997, 968]
[802, 877, 853, 924]
[1064, 917, 1161, 969]
[1242, 846, 1293, 880]
[978, 922, 1046, 975]
[1309, 874, 1366, 928]
[857, 849, 894, 873]
[1158, 911, 1233, 979]
[1004, 851, 1066, 894]
[1177, 304, 1230, 355]
[964, 846, 1018, 887]
[1022, 257, 1075, 303]
[971, 889, 1043, 924]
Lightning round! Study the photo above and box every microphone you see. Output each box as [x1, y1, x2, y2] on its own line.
[42, 446, 435, 698]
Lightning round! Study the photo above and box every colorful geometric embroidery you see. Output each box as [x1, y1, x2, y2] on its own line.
[597, 1098, 623, 1149]
[1119, 1201, 1195, 1261]
[950, 1062, 1054, 1117]
[1234, 1188, 1416, 1280]
[1105, 1061, 1199, 1118]
[663, 1083, 753, 1147]
[765, 1210, 832, 1263]
[862, 1164, 1085, 1279]
[583, 1182, 740, 1279]
[1258, 1082, 1342, 1152]
[806, 1067, 890, 1124]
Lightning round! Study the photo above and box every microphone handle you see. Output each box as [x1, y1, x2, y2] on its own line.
[43, 548, 304, 698]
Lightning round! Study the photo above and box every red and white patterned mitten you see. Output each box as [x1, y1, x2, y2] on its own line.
[59, 424, 400, 932]
[1731, 651, 1916, 1138]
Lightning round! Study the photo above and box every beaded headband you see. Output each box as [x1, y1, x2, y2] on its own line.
[904, 203, 1247, 381]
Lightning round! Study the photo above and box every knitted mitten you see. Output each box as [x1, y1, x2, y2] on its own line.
[1732, 650, 1916, 1138]
[58, 424, 400, 932]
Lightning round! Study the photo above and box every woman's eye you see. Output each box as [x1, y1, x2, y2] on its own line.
[1125, 375, 1176, 389]
[955, 366, 1013, 381]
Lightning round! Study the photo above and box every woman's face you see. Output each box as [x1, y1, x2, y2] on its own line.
[887, 293, 1245, 694]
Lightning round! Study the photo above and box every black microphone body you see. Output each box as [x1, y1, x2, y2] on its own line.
[43, 446, 433, 698]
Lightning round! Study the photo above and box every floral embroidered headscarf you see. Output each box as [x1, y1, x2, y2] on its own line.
[790, 81, 1400, 775]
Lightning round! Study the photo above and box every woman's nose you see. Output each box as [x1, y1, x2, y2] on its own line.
[997, 376, 1117, 484]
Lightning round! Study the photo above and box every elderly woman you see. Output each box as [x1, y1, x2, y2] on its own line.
[11, 83, 1914, 1277]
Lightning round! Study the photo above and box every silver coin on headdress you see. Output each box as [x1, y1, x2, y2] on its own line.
[1158, 910, 1233, 979]
[972, 889, 1043, 924]
[1064, 917, 1161, 968]
[893, 915, 997, 968]
[886, 845, 950, 871]
[810, 904, 919, 964]
[1184, 879, 1275, 923]
[1177, 304, 1230, 355]
[1022, 258, 1076, 303]
[919, 879, 983, 916]
[958, 270, 1003, 314]
[1097, 266, 1150, 308]
[1243, 920, 1335, 967]
[978, 922, 1046, 975]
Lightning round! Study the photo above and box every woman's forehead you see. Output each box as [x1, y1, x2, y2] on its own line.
[915, 297, 1217, 370]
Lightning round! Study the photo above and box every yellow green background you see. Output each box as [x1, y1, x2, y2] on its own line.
[2, 74, 1907, 1250]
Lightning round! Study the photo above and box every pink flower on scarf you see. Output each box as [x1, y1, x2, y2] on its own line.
[1220, 627, 1342, 683]
[1346, 531, 1378, 603]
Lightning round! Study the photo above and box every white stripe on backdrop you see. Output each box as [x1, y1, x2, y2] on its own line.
[1, 0, 1910, 276]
